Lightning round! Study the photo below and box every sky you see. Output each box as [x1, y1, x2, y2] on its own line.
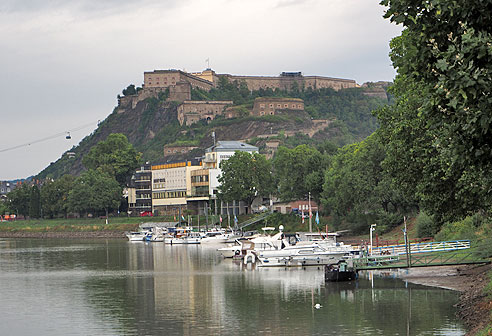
[0, 0, 402, 180]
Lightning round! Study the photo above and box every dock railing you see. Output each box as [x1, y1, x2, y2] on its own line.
[372, 240, 471, 256]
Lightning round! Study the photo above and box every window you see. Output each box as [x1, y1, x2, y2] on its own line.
[284, 104, 288, 108]
[269, 104, 274, 108]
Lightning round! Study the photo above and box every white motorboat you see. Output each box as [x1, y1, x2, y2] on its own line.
[256, 243, 349, 267]
[217, 226, 289, 258]
[144, 226, 168, 242]
[126, 231, 147, 241]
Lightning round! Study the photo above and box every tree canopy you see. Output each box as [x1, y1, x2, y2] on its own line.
[41, 174, 75, 218]
[273, 145, 328, 203]
[218, 151, 274, 209]
[68, 169, 122, 217]
[377, 0, 492, 224]
[82, 133, 141, 186]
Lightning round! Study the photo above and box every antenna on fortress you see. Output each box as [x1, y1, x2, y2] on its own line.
[205, 58, 210, 69]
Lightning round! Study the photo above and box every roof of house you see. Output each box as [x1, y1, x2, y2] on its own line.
[206, 141, 258, 153]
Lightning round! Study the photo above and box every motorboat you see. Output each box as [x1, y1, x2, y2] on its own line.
[144, 226, 167, 242]
[164, 227, 201, 244]
[126, 231, 147, 241]
[199, 227, 237, 244]
[217, 226, 289, 258]
[256, 243, 349, 267]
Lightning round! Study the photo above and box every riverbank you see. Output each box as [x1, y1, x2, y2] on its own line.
[398, 264, 492, 335]
[0, 231, 126, 238]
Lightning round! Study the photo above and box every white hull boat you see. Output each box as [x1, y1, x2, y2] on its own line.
[126, 232, 146, 241]
[256, 243, 349, 267]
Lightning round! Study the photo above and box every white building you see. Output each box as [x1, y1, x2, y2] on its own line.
[151, 160, 203, 215]
[202, 141, 259, 197]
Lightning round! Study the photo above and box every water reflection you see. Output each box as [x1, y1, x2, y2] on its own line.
[0, 239, 465, 336]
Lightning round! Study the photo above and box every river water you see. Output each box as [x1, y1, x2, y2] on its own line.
[0, 239, 465, 335]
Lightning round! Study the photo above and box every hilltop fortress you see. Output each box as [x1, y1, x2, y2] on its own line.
[117, 68, 363, 125]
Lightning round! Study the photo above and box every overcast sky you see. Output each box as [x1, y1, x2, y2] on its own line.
[0, 0, 402, 180]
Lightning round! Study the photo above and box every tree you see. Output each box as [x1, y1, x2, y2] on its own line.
[273, 145, 329, 203]
[122, 84, 137, 96]
[377, 0, 492, 224]
[218, 152, 274, 211]
[68, 170, 122, 219]
[7, 183, 30, 217]
[41, 175, 75, 218]
[82, 133, 141, 186]
[321, 134, 411, 233]
[29, 185, 41, 219]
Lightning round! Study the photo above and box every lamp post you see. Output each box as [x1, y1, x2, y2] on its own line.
[370, 224, 377, 256]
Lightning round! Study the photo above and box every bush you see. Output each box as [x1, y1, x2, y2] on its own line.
[416, 212, 439, 238]
[434, 216, 477, 241]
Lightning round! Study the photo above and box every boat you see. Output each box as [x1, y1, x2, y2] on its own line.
[256, 242, 349, 267]
[144, 226, 167, 242]
[164, 227, 201, 244]
[218, 226, 289, 258]
[325, 262, 357, 282]
[126, 231, 147, 241]
[126, 224, 153, 241]
[200, 228, 235, 244]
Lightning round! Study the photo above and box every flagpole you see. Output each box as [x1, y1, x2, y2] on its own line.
[308, 192, 312, 233]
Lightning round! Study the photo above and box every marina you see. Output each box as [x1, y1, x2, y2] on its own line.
[0, 237, 466, 335]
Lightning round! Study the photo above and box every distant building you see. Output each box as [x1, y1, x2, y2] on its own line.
[252, 97, 304, 116]
[0, 181, 14, 200]
[177, 100, 233, 126]
[128, 163, 152, 215]
[151, 160, 204, 216]
[144, 69, 214, 91]
[203, 141, 258, 211]
[163, 145, 199, 157]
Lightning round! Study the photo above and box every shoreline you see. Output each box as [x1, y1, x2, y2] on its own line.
[394, 264, 491, 335]
[0, 231, 127, 239]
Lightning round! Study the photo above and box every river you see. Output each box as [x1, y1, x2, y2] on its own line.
[0, 238, 465, 335]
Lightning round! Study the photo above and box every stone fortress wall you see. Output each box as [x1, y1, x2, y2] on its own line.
[178, 100, 233, 126]
[252, 97, 304, 116]
[117, 68, 362, 123]
[221, 72, 357, 91]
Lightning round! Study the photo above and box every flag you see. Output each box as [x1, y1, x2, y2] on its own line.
[219, 215, 223, 223]
[234, 215, 238, 224]
[181, 215, 185, 221]
[315, 211, 320, 225]
[301, 210, 305, 224]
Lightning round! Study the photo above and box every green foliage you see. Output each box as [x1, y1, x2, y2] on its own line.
[138, 97, 160, 134]
[378, 0, 492, 226]
[0, 201, 7, 216]
[321, 134, 411, 234]
[7, 183, 30, 217]
[68, 170, 122, 216]
[41, 174, 75, 218]
[218, 152, 274, 208]
[416, 212, 439, 238]
[273, 145, 328, 203]
[434, 213, 492, 242]
[28, 185, 41, 219]
[82, 133, 141, 186]
[122, 84, 136, 96]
